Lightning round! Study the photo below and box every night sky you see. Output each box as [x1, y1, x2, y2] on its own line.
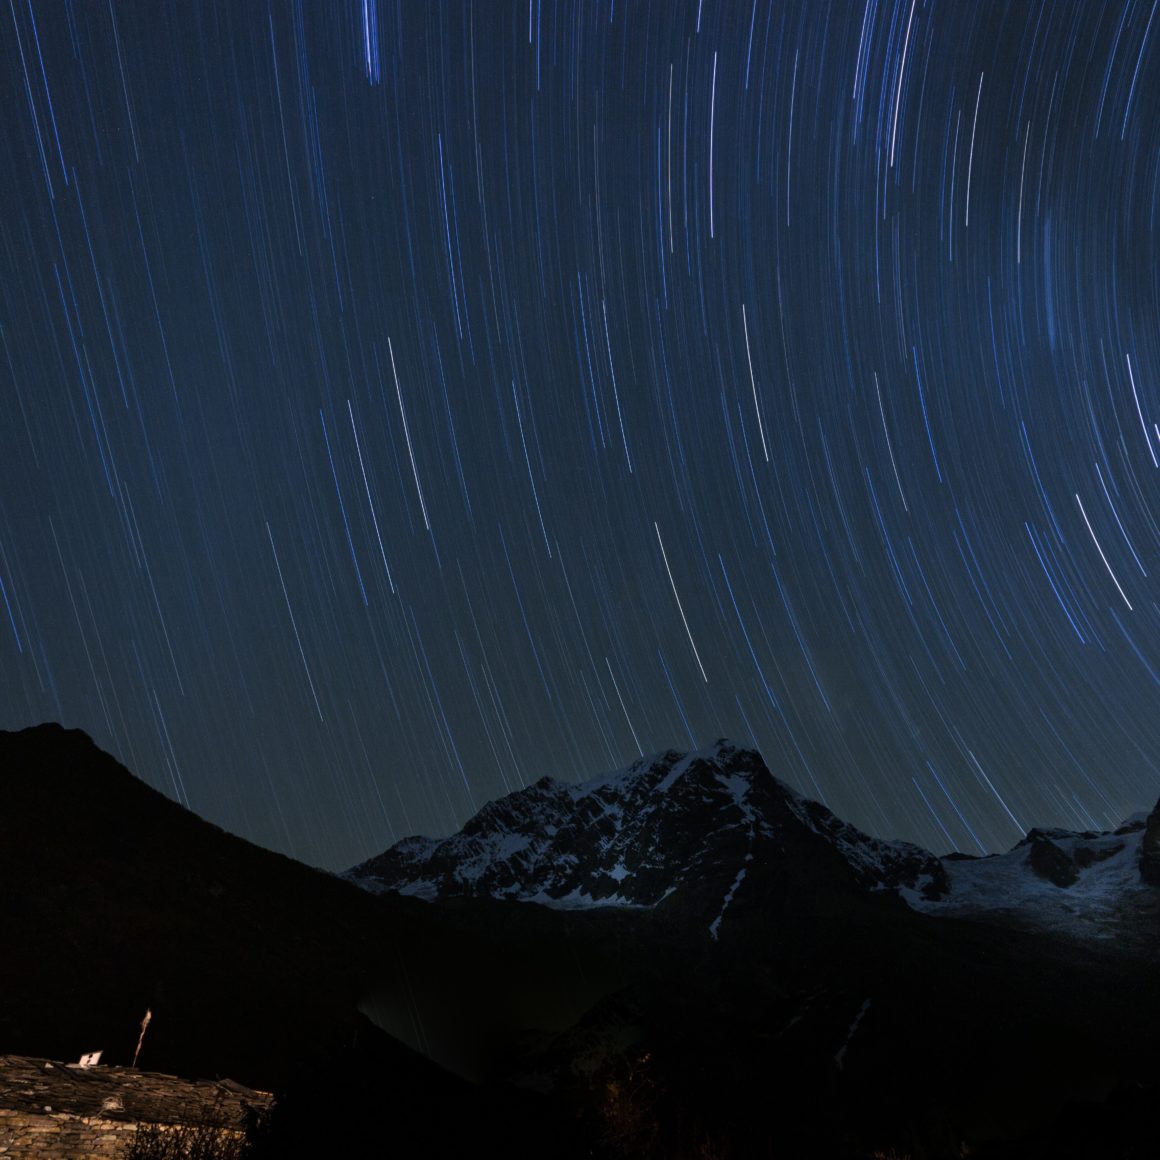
[2, 1, 1159, 872]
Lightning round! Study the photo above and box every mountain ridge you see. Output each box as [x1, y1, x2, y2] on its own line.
[346, 738, 1159, 951]
[346, 740, 948, 905]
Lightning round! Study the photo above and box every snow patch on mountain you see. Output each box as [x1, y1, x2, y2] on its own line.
[907, 816, 1151, 939]
[655, 752, 696, 793]
[709, 867, 747, 941]
[834, 999, 871, 1070]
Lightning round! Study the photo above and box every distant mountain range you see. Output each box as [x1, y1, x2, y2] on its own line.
[346, 739, 1160, 952]
[3, 725, 1158, 1158]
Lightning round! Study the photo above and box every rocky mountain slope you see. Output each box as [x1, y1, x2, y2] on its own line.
[347, 739, 1160, 951]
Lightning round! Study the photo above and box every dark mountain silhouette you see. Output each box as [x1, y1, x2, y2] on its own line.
[3, 725, 1159, 1158]
[0, 724, 598, 1157]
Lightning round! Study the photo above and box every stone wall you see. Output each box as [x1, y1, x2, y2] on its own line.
[1, 1108, 141, 1157]
[0, 1110, 251, 1158]
[0, 1056, 270, 1159]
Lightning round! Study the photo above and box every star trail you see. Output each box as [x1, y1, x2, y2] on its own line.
[2, 1, 1159, 871]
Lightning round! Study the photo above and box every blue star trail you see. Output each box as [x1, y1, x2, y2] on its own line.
[2, 1, 1158, 870]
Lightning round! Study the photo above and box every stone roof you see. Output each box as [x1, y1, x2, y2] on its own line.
[0, 1056, 272, 1127]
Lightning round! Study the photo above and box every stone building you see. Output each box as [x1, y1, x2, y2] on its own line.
[0, 1055, 272, 1158]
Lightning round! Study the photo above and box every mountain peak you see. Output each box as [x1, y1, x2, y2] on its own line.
[531, 739, 764, 799]
[344, 743, 944, 922]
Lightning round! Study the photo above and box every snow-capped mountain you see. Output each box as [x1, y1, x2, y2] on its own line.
[346, 739, 1160, 945]
[346, 741, 946, 916]
[906, 815, 1157, 945]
